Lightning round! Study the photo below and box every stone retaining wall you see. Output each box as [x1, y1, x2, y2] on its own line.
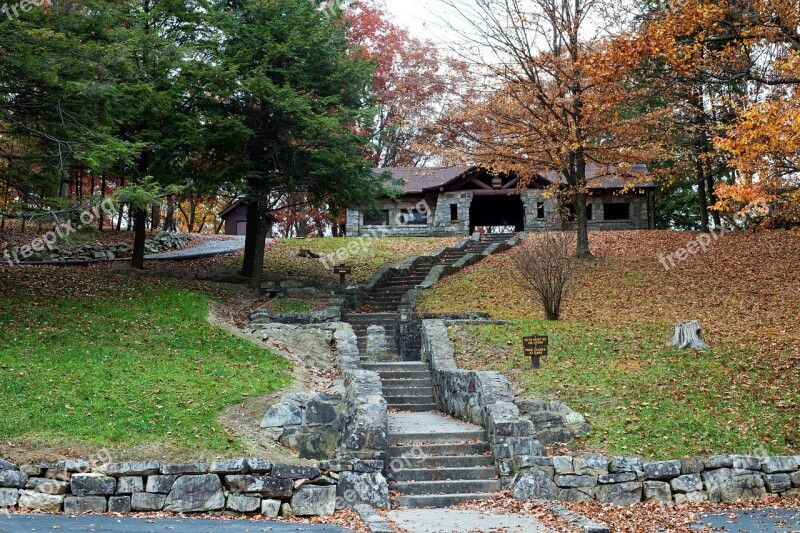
[0, 458, 365, 517]
[421, 319, 800, 507]
[422, 319, 543, 483]
[255, 322, 391, 508]
[3, 231, 189, 263]
[512, 454, 800, 505]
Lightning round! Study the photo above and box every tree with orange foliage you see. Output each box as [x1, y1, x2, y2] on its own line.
[625, 0, 800, 226]
[437, 0, 667, 257]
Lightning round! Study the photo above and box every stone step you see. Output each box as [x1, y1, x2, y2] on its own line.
[374, 370, 431, 380]
[381, 386, 433, 397]
[369, 286, 410, 293]
[363, 362, 428, 371]
[389, 442, 491, 456]
[393, 493, 498, 509]
[396, 455, 496, 469]
[387, 403, 436, 412]
[355, 332, 398, 339]
[381, 378, 432, 388]
[388, 467, 498, 482]
[390, 479, 502, 496]
[384, 395, 435, 406]
[387, 430, 486, 445]
[344, 314, 397, 322]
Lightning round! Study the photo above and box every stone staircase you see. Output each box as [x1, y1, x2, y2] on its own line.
[363, 362, 501, 508]
[362, 362, 434, 412]
[343, 313, 399, 361]
[342, 233, 517, 509]
[385, 410, 502, 508]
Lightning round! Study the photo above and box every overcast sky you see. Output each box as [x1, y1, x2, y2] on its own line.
[381, 0, 462, 46]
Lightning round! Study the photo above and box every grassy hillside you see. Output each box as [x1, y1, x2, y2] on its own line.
[221, 236, 460, 283]
[419, 230, 800, 458]
[0, 268, 290, 461]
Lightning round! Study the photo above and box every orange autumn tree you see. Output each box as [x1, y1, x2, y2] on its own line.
[630, 0, 800, 225]
[438, 0, 667, 257]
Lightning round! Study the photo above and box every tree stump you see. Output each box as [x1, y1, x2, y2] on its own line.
[669, 320, 710, 350]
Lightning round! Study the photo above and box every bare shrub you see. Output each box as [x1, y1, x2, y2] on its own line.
[511, 232, 576, 320]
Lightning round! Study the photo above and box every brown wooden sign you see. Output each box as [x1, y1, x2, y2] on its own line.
[523, 335, 548, 368]
[334, 264, 351, 285]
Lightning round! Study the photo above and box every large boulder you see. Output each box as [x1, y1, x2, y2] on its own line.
[594, 482, 643, 505]
[643, 481, 672, 502]
[0, 488, 20, 507]
[0, 470, 27, 489]
[512, 469, 559, 500]
[261, 401, 303, 429]
[163, 474, 225, 513]
[671, 474, 703, 493]
[210, 458, 249, 475]
[18, 490, 64, 512]
[272, 464, 321, 480]
[97, 461, 160, 477]
[290, 485, 336, 516]
[223, 475, 293, 498]
[643, 460, 682, 481]
[131, 492, 166, 511]
[365, 326, 389, 361]
[70, 473, 116, 496]
[226, 493, 261, 513]
[335, 472, 389, 509]
[64, 496, 107, 514]
[702, 468, 767, 503]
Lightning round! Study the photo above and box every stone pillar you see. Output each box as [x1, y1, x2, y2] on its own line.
[345, 210, 361, 237]
[365, 325, 389, 361]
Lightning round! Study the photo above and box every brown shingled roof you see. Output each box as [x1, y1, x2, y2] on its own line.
[374, 163, 655, 195]
[374, 166, 473, 194]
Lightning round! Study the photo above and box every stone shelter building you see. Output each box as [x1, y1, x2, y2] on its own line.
[345, 165, 657, 236]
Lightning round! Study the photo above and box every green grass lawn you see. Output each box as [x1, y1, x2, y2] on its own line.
[225, 236, 459, 283]
[421, 230, 800, 459]
[0, 268, 291, 458]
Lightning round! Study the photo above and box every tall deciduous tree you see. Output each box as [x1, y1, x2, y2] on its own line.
[346, 1, 448, 167]
[438, 0, 664, 257]
[624, 0, 800, 225]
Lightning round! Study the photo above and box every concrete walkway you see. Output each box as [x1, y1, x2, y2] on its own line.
[388, 508, 552, 533]
[0, 514, 353, 532]
[145, 235, 246, 261]
[388, 411, 484, 436]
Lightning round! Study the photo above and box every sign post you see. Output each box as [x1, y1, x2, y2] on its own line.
[523, 335, 548, 368]
[334, 264, 352, 286]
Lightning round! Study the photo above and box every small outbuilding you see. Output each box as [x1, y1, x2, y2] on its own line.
[220, 200, 276, 237]
[345, 165, 657, 237]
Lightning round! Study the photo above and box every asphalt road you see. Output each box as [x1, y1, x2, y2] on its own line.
[0, 514, 353, 533]
[693, 508, 800, 532]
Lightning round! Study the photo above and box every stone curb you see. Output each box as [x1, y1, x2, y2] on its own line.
[545, 503, 610, 533]
[355, 504, 395, 533]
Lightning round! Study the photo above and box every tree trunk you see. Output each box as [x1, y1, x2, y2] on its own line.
[706, 174, 721, 228]
[163, 195, 176, 232]
[573, 190, 591, 258]
[249, 198, 269, 290]
[99, 175, 107, 231]
[131, 207, 147, 270]
[697, 161, 709, 233]
[241, 182, 261, 278]
[151, 204, 161, 231]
